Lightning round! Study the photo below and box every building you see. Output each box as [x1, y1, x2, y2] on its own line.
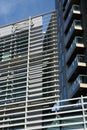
[49, 0, 87, 129]
[55, 0, 87, 100]
[0, 11, 60, 130]
[1, 0, 87, 129]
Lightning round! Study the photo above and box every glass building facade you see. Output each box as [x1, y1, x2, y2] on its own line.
[55, 0, 87, 99]
[50, 0, 87, 129]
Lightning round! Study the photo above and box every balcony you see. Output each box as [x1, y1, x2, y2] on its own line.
[63, 0, 80, 19]
[66, 37, 85, 63]
[64, 5, 81, 33]
[67, 55, 86, 81]
[68, 75, 87, 98]
[65, 20, 83, 48]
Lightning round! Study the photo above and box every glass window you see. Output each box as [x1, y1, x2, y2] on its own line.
[2, 52, 10, 61]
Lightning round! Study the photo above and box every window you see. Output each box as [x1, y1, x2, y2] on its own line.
[2, 52, 10, 61]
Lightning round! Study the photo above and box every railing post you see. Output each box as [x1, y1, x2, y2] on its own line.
[81, 95, 86, 130]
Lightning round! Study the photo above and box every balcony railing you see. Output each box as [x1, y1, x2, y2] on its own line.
[63, 0, 72, 17]
[68, 75, 87, 98]
[65, 20, 82, 47]
[64, 5, 81, 31]
[66, 37, 83, 62]
[67, 55, 85, 79]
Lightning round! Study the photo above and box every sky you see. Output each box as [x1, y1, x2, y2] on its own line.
[0, 0, 55, 26]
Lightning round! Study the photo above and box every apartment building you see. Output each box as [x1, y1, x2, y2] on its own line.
[48, 0, 87, 129]
[0, 11, 60, 130]
[56, 0, 87, 100]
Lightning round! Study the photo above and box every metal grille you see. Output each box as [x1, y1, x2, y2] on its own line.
[0, 11, 60, 130]
[48, 96, 87, 130]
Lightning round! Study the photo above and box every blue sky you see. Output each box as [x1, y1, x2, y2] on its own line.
[0, 0, 55, 26]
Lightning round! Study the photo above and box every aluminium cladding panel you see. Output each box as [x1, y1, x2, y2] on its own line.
[26, 12, 59, 130]
[0, 23, 28, 129]
[27, 16, 43, 129]
[0, 20, 29, 37]
[0, 11, 59, 130]
[0, 60, 27, 128]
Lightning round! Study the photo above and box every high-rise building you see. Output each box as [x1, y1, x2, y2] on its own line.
[50, 0, 87, 129]
[0, 11, 60, 130]
[1, 0, 87, 129]
[55, 0, 87, 100]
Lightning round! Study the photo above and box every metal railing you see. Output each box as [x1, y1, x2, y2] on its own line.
[51, 95, 87, 130]
[0, 11, 60, 130]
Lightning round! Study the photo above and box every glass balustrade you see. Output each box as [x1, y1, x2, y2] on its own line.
[65, 20, 82, 47]
[67, 55, 85, 79]
[68, 75, 87, 98]
[66, 37, 83, 62]
[64, 5, 81, 31]
[68, 75, 80, 98]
